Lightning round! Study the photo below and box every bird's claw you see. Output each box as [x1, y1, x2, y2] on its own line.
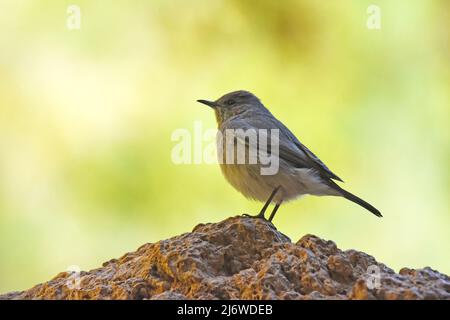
[242, 213, 267, 220]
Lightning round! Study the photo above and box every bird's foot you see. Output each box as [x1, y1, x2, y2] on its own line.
[241, 212, 267, 220]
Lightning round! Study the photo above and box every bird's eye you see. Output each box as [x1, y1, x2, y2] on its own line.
[225, 99, 235, 106]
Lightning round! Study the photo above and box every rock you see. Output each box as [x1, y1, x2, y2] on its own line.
[1, 216, 449, 300]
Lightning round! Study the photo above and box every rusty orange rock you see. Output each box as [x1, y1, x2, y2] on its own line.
[1, 216, 449, 300]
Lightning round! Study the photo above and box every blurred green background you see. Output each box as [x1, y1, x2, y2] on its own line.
[0, 0, 449, 293]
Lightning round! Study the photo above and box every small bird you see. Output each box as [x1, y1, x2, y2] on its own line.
[197, 90, 382, 222]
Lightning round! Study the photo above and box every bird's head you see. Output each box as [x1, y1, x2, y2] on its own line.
[197, 90, 263, 125]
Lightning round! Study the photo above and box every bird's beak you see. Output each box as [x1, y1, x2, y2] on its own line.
[197, 99, 217, 109]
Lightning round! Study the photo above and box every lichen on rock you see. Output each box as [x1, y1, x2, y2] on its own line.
[1, 216, 449, 300]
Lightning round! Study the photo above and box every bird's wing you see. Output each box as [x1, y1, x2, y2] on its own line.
[223, 116, 343, 182]
[289, 139, 343, 182]
[271, 117, 343, 182]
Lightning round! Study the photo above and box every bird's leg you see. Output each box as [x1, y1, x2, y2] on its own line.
[268, 200, 283, 222]
[242, 186, 280, 220]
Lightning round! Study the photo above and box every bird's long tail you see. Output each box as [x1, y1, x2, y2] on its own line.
[328, 181, 382, 217]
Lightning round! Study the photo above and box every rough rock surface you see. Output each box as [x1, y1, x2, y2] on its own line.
[1, 216, 449, 300]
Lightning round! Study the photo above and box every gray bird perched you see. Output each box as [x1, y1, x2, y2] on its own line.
[197, 90, 382, 222]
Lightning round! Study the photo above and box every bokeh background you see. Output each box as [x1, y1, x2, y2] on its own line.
[0, 0, 449, 293]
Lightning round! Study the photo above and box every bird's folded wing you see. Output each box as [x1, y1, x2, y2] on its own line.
[266, 116, 343, 182]
[288, 140, 343, 182]
[222, 117, 343, 182]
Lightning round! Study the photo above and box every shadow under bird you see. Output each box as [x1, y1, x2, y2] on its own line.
[197, 90, 382, 222]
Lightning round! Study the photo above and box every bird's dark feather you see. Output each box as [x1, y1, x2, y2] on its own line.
[222, 114, 343, 182]
[268, 116, 344, 182]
